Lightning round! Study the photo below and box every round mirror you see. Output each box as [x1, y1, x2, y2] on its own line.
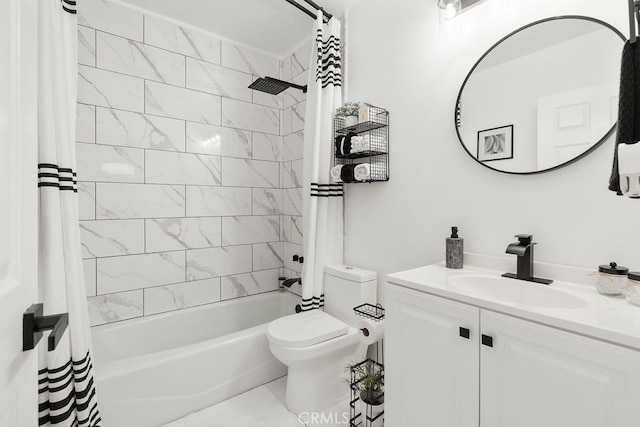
[455, 16, 625, 174]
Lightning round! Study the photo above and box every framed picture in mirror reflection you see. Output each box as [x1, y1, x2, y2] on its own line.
[477, 125, 513, 162]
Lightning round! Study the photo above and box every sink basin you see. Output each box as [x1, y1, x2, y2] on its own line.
[447, 275, 587, 309]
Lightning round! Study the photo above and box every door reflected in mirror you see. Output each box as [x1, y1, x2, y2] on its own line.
[456, 16, 625, 174]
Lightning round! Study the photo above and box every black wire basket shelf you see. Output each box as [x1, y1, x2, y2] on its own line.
[353, 303, 385, 321]
[333, 105, 389, 183]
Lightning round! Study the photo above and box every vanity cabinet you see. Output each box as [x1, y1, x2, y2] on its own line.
[385, 283, 640, 427]
[385, 284, 479, 427]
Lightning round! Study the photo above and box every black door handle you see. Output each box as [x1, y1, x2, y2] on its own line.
[23, 304, 69, 351]
[459, 327, 470, 339]
[481, 334, 493, 348]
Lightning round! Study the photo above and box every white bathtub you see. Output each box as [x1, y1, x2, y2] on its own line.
[91, 291, 299, 427]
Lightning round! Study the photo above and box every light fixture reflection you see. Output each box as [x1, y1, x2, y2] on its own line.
[102, 163, 135, 175]
[200, 134, 221, 152]
[437, 0, 461, 20]
[444, 3, 457, 19]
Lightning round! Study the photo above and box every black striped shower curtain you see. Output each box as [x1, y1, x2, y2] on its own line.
[37, 0, 101, 425]
[301, 12, 344, 311]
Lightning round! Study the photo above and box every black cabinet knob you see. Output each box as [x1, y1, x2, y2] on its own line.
[459, 327, 470, 339]
[481, 334, 494, 347]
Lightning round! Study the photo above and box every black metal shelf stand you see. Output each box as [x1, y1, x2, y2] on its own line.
[334, 105, 389, 183]
[350, 303, 385, 426]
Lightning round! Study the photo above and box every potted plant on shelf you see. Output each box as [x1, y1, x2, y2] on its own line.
[349, 359, 384, 427]
[336, 101, 361, 128]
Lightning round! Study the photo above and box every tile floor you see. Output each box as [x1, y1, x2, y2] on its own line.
[164, 376, 352, 427]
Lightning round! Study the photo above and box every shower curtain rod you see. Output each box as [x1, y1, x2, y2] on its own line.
[283, 0, 332, 22]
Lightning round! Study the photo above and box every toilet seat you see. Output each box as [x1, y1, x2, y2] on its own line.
[267, 310, 349, 349]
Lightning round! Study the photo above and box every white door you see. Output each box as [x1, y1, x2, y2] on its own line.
[385, 285, 480, 427]
[481, 310, 640, 427]
[0, 0, 39, 425]
[537, 82, 618, 170]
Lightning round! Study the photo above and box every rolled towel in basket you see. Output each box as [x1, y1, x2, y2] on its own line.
[330, 165, 343, 183]
[334, 135, 346, 156]
[353, 136, 363, 153]
[334, 133, 357, 157]
[351, 135, 370, 153]
[340, 164, 357, 182]
[354, 163, 371, 181]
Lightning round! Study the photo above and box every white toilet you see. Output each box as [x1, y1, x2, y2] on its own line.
[267, 264, 377, 414]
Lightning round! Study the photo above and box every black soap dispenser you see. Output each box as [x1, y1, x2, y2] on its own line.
[446, 226, 463, 269]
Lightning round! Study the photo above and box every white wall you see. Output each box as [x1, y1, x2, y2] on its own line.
[344, 0, 638, 301]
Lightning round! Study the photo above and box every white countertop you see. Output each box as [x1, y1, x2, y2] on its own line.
[386, 256, 640, 351]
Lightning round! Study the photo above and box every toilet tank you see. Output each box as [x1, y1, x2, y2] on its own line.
[324, 265, 377, 326]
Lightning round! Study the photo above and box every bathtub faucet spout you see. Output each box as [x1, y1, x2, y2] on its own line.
[282, 278, 302, 288]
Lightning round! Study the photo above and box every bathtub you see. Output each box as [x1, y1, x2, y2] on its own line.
[91, 291, 299, 427]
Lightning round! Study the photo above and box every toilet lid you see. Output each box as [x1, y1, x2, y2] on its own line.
[267, 310, 349, 348]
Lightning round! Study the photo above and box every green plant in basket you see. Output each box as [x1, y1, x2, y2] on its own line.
[350, 359, 384, 405]
[335, 101, 361, 117]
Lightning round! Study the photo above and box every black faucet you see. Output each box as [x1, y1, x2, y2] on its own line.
[282, 278, 302, 287]
[501, 234, 553, 285]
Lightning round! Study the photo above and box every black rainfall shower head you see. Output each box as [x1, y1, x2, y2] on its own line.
[248, 76, 307, 95]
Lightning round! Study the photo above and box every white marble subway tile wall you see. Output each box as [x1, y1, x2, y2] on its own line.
[76, 0, 308, 325]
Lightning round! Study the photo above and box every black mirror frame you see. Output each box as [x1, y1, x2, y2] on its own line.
[455, 15, 626, 175]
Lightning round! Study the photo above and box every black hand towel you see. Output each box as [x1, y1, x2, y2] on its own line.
[340, 164, 358, 182]
[609, 40, 640, 194]
[334, 135, 346, 157]
[334, 133, 357, 157]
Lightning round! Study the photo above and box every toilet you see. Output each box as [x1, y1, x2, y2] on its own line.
[267, 264, 377, 414]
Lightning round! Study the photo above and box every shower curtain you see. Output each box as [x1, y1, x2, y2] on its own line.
[37, 0, 101, 425]
[301, 12, 344, 311]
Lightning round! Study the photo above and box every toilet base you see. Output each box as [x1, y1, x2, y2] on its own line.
[284, 360, 352, 415]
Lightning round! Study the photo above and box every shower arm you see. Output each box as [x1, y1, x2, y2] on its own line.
[266, 77, 307, 93]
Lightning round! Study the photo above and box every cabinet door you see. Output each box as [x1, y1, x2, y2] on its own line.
[385, 284, 480, 427]
[481, 310, 640, 427]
